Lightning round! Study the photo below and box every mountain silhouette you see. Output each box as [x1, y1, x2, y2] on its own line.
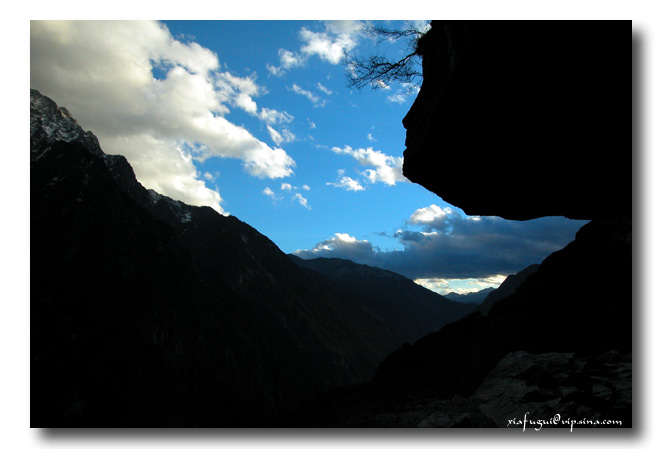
[30, 89, 469, 426]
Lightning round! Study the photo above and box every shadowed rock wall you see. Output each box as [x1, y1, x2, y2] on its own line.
[403, 20, 631, 220]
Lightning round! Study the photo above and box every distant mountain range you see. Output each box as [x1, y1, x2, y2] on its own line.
[30, 89, 474, 427]
[444, 288, 495, 304]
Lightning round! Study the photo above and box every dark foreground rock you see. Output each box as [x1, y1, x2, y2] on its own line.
[337, 350, 630, 429]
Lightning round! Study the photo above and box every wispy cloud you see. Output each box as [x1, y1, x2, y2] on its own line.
[387, 82, 421, 104]
[291, 83, 326, 107]
[267, 126, 295, 146]
[293, 193, 311, 210]
[262, 186, 282, 202]
[258, 108, 294, 125]
[317, 82, 332, 95]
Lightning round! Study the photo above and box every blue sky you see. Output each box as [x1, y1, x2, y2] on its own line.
[30, 20, 587, 294]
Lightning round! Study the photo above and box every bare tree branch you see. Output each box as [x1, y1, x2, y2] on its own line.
[344, 21, 429, 91]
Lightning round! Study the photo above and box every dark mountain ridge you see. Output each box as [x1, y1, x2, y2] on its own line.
[30, 89, 470, 426]
[476, 264, 539, 316]
[289, 256, 475, 344]
[445, 288, 495, 304]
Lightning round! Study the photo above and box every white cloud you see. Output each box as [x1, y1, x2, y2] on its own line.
[266, 49, 304, 76]
[308, 120, 317, 129]
[295, 233, 374, 261]
[281, 183, 293, 191]
[387, 93, 407, 104]
[267, 126, 283, 145]
[331, 145, 408, 186]
[258, 108, 294, 126]
[216, 71, 262, 114]
[291, 83, 326, 107]
[414, 276, 507, 296]
[292, 193, 311, 210]
[326, 175, 365, 191]
[30, 20, 297, 215]
[295, 205, 586, 280]
[302, 185, 311, 191]
[409, 204, 454, 225]
[267, 21, 363, 76]
[317, 82, 332, 95]
[299, 26, 358, 64]
[324, 20, 364, 36]
[367, 133, 376, 142]
[262, 186, 282, 202]
[387, 82, 421, 104]
[278, 48, 304, 69]
[280, 129, 296, 144]
[267, 126, 294, 146]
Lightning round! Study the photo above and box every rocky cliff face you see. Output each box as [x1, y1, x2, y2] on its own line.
[403, 21, 631, 220]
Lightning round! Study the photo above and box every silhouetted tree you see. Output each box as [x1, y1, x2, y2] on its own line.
[344, 21, 430, 91]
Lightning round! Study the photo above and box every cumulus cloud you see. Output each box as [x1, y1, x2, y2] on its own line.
[295, 204, 587, 280]
[299, 26, 358, 64]
[281, 183, 293, 191]
[267, 21, 363, 76]
[295, 233, 374, 261]
[30, 20, 297, 215]
[331, 145, 407, 186]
